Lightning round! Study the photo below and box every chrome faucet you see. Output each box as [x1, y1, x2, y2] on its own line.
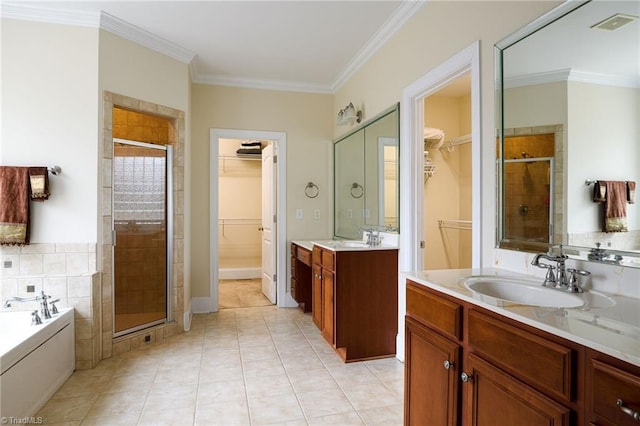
[4, 291, 55, 320]
[532, 246, 590, 293]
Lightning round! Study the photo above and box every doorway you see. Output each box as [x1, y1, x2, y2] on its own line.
[209, 129, 295, 313]
[112, 138, 173, 336]
[422, 77, 473, 270]
[217, 137, 273, 309]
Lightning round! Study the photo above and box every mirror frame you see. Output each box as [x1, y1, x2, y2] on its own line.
[494, 0, 640, 267]
[333, 102, 400, 240]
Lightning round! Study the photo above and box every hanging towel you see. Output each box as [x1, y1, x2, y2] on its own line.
[595, 180, 629, 233]
[628, 181, 636, 204]
[29, 167, 50, 200]
[0, 167, 31, 245]
[593, 181, 607, 202]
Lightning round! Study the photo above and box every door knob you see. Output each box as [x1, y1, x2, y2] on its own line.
[443, 360, 454, 370]
[461, 372, 473, 382]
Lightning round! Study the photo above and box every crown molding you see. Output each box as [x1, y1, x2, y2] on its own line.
[1, 3, 195, 65]
[331, 0, 427, 93]
[505, 69, 639, 89]
[192, 73, 333, 95]
[1, 2, 99, 27]
[99, 11, 195, 64]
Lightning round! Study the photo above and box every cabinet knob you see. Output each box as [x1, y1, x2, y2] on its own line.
[443, 360, 454, 370]
[461, 372, 473, 383]
[617, 399, 640, 421]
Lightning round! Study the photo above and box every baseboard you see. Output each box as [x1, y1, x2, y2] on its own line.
[183, 302, 192, 331]
[191, 297, 214, 314]
[219, 267, 261, 280]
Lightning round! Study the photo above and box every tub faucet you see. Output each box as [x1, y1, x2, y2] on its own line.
[4, 291, 54, 320]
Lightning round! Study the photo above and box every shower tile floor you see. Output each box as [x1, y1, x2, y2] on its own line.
[36, 306, 404, 425]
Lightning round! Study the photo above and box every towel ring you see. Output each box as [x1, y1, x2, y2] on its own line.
[350, 183, 364, 199]
[305, 182, 319, 198]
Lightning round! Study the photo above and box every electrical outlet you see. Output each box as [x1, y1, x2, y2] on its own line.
[296, 209, 303, 220]
[313, 209, 320, 220]
[144, 335, 151, 343]
[3, 260, 12, 268]
[26, 285, 35, 293]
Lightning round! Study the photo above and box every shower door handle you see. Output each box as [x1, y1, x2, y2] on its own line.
[112, 230, 117, 246]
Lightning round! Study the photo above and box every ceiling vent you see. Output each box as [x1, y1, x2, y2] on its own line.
[591, 13, 638, 31]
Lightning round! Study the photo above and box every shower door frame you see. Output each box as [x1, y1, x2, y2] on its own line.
[112, 138, 174, 338]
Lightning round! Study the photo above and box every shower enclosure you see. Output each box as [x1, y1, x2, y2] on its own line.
[503, 157, 554, 244]
[112, 138, 173, 337]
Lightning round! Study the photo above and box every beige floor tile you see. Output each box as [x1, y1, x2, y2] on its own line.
[247, 393, 305, 425]
[52, 373, 111, 399]
[289, 370, 340, 393]
[153, 366, 200, 385]
[194, 399, 250, 426]
[297, 388, 354, 419]
[197, 379, 246, 404]
[240, 344, 280, 361]
[37, 394, 99, 423]
[143, 383, 198, 410]
[84, 391, 147, 419]
[103, 372, 155, 394]
[241, 357, 286, 378]
[80, 415, 140, 425]
[198, 363, 243, 384]
[138, 405, 195, 426]
[308, 410, 365, 425]
[357, 403, 404, 425]
[343, 382, 402, 411]
[245, 373, 294, 398]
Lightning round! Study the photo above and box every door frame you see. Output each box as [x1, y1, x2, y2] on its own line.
[208, 128, 294, 312]
[397, 41, 482, 360]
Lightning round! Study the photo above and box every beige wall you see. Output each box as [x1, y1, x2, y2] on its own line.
[334, 1, 560, 263]
[1, 19, 100, 243]
[423, 94, 471, 269]
[190, 84, 334, 298]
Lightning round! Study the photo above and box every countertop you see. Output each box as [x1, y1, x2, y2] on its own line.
[292, 235, 399, 253]
[404, 268, 640, 367]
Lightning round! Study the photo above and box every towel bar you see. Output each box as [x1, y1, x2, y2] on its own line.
[47, 166, 62, 175]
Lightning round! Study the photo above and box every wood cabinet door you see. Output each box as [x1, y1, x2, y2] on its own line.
[589, 359, 640, 426]
[321, 269, 335, 345]
[311, 263, 322, 329]
[463, 353, 571, 426]
[404, 316, 460, 426]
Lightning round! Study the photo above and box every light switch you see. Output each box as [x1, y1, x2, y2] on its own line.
[296, 209, 303, 220]
[313, 209, 320, 220]
[346, 209, 353, 219]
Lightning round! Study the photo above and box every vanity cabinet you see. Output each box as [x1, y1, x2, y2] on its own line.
[587, 350, 640, 426]
[405, 280, 578, 425]
[290, 243, 312, 312]
[312, 244, 398, 362]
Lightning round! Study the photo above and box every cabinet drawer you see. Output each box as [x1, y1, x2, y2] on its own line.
[297, 247, 311, 266]
[406, 280, 462, 341]
[468, 309, 573, 402]
[591, 359, 640, 426]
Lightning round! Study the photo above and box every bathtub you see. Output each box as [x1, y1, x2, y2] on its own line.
[0, 308, 75, 418]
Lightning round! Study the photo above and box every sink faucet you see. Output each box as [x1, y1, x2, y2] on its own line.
[532, 246, 590, 293]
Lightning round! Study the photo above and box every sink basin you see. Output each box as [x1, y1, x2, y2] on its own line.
[462, 276, 585, 308]
[340, 241, 369, 248]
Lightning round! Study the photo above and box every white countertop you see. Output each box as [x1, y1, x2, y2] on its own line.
[292, 239, 399, 252]
[404, 268, 640, 367]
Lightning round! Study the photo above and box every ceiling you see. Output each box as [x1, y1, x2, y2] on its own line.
[2, 1, 425, 93]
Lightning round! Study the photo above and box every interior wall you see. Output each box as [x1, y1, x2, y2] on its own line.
[190, 84, 333, 299]
[218, 138, 262, 272]
[423, 94, 472, 270]
[1, 18, 100, 243]
[333, 1, 561, 263]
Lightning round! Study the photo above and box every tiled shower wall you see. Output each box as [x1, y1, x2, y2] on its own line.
[0, 243, 101, 370]
[102, 92, 185, 359]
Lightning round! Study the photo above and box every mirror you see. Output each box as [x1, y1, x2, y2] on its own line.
[334, 103, 399, 240]
[496, 0, 640, 266]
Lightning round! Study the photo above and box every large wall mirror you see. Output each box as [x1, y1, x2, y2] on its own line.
[334, 103, 399, 240]
[496, 0, 639, 267]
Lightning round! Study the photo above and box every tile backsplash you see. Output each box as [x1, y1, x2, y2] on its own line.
[0, 242, 101, 369]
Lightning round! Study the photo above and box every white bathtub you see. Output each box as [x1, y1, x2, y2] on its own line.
[0, 308, 75, 418]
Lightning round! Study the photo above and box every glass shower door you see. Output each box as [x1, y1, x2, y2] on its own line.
[113, 139, 172, 336]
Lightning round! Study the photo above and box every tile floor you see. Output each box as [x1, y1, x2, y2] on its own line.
[37, 306, 404, 425]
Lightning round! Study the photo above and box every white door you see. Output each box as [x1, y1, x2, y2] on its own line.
[261, 143, 277, 303]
